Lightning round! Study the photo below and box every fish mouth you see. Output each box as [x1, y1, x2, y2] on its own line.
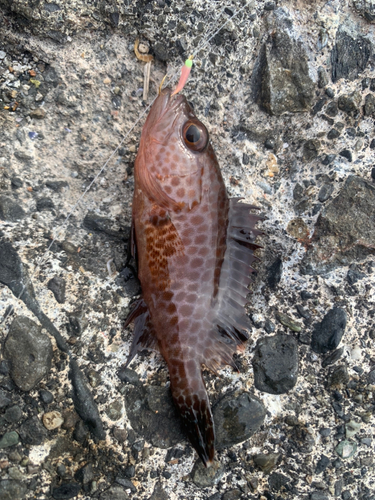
[158, 87, 187, 118]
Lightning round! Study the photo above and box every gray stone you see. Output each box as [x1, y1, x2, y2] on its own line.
[191, 459, 224, 487]
[254, 453, 280, 473]
[331, 27, 372, 82]
[0, 431, 19, 449]
[124, 385, 184, 448]
[213, 390, 266, 449]
[47, 276, 66, 304]
[252, 334, 299, 394]
[301, 176, 375, 274]
[99, 486, 129, 500]
[4, 316, 53, 391]
[0, 196, 25, 222]
[253, 10, 314, 115]
[19, 416, 48, 445]
[364, 93, 375, 116]
[0, 480, 27, 500]
[311, 308, 347, 354]
[335, 440, 357, 459]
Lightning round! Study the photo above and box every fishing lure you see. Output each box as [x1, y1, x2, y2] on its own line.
[125, 61, 261, 466]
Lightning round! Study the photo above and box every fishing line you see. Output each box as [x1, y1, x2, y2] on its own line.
[2, 0, 255, 323]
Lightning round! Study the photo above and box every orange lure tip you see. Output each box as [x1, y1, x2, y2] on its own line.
[171, 57, 193, 96]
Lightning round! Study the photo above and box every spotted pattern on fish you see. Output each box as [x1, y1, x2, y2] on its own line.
[124, 88, 262, 466]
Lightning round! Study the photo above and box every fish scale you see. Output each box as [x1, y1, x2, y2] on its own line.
[125, 87, 261, 466]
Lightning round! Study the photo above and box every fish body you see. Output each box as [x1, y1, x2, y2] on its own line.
[125, 88, 261, 465]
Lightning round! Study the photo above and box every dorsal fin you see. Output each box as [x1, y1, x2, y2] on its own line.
[210, 198, 262, 358]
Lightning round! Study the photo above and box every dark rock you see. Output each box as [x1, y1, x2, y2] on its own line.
[117, 367, 140, 386]
[318, 184, 334, 202]
[222, 490, 242, 500]
[331, 27, 372, 82]
[254, 452, 280, 473]
[325, 101, 338, 117]
[99, 485, 129, 500]
[268, 472, 289, 491]
[301, 291, 313, 300]
[367, 369, 375, 384]
[112, 95, 121, 109]
[19, 416, 48, 445]
[319, 428, 331, 437]
[267, 257, 283, 289]
[327, 129, 341, 140]
[74, 464, 93, 485]
[153, 42, 169, 62]
[310, 492, 329, 500]
[0, 431, 19, 449]
[109, 11, 119, 27]
[264, 319, 275, 334]
[330, 140, 349, 163]
[36, 197, 55, 211]
[124, 384, 184, 448]
[4, 316, 53, 391]
[45, 180, 69, 191]
[116, 266, 142, 297]
[312, 97, 327, 115]
[0, 196, 25, 222]
[327, 365, 349, 388]
[338, 92, 361, 116]
[51, 483, 81, 499]
[371, 166, 375, 179]
[301, 176, 375, 274]
[296, 304, 311, 320]
[47, 276, 66, 304]
[364, 93, 375, 116]
[317, 66, 329, 88]
[0, 389, 11, 409]
[213, 390, 266, 449]
[11, 177, 23, 189]
[253, 12, 314, 115]
[303, 140, 320, 162]
[325, 88, 334, 98]
[191, 459, 224, 487]
[293, 183, 304, 201]
[252, 334, 299, 394]
[315, 455, 330, 474]
[289, 423, 315, 453]
[4, 405, 22, 423]
[321, 153, 336, 165]
[115, 478, 136, 492]
[311, 308, 347, 354]
[82, 211, 126, 240]
[0, 480, 27, 500]
[264, 2, 275, 10]
[39, 389, 54, 404]
[73, 420, 89, 443]
[347, 267, 366, 285]
[0, 239, 69, 353]
[69, 358, 105, 440]
[322, 347, 344, 367]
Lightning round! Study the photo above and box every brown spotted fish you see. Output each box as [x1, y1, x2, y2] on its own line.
[125, 87, 261, 466]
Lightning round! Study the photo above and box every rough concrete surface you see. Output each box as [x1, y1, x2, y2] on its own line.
[0, 1, 374, 499]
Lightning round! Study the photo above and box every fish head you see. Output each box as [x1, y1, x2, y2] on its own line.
[136, 88, 215, 211]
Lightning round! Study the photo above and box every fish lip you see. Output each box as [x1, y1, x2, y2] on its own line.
[159, 87, 186, 118]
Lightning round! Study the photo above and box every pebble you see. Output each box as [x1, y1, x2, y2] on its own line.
[0, 196, 26, 222]
[276, 312, 302, 332]
[213, 391, 265, 449]
[335, 440, 357, 459]
[99, 485, 129, 500]
[39, 389, 54, 404]
[253, 453, 280, 474]
[4, 316, 53, 391]
[0, 389, 12, 409]
[4, 405, 22, 423]
[311, 308, 347, 354]
[52, 482, 81, 499]
[19, 416, 48, 445]
[315, 455, 330, 474]
[124, 385, 184, 448]
[105, 400, 123, 421]
[47, 276, 66, 304]
[0, 480, 27, 500]
[268, 472, 289, 491]
[0, 431, 19, 449]
[191, 459, 224, 488]
[36, 197, 55, 211]
[117, 367, 141, 386]
[345, 420, 361, 439]
[252, 334, 299, 394]
[43, 411, 64, 430]
[322, 347, 344, 367]
[318, 184, 334, 202]
[267, 257, 283, 289]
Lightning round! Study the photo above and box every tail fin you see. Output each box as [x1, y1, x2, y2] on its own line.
[168, 361, 215, 467]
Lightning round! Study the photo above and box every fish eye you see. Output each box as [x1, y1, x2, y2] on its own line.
[182, 120, 209, 152]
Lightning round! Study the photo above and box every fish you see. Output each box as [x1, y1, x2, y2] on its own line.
[124, 87, 262, 466]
